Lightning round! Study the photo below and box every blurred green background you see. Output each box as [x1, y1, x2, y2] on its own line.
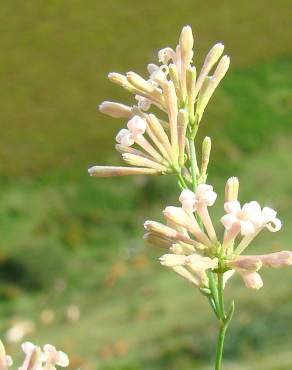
[0, 0, 292, 369]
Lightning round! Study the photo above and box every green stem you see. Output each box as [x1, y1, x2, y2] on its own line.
[215, 323, 227, 370]
[188, 137, 198, 192]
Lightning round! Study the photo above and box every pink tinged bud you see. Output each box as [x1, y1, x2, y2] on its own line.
[197, 205, 217, 242]
[163, 81, 179, 156]
[227, 256, 262, 272]
[239, 271, 263, 290]
[170, 243, 196, 255]
[126, 72, 163, 104]
[145, 124, 172, 166]
[122, 153, 168, 172]
[186, 255, 218, 271]
[258, 251, 292, 268]
[225, 177, 239, 202]
[43, 344, 69, 368]
[172, 266, 200, 286]
[143, 233, 173, 248]
[159, 253, 187, 267]
[88, 166, 160, 177]
[163, 206, 211, 246]
[108, 72, 137, 94]
[193, 43, 225, 98]
[144, 221, 200, 247]
[99, 101, 132, 118]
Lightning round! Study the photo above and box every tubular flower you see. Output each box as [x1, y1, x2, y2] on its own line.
[89, 25, 230, 179]
[145, 177, 289, 291]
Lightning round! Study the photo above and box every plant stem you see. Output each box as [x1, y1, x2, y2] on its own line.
[215, 322, 227, 370]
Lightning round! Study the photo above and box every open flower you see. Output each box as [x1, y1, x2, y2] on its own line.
[0, 340, 12, 370]
[116, 116, 147, 146]
[43, 344, 69, 369]
[179, 185, 217, 213]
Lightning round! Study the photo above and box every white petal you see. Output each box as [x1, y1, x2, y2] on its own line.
[147, 63, 159, 74]
[127, 116, 146, 135]
[224, 200, 241, 214]
[205, 190, 217, 206]
[262, 206, 277, 220]
[56, 351, 69, 367]
[181, 198, 197, 213]
[266, 218, 282, 232]
[179, 189, 195, 203]
[240, 220, 256, 236]
[21, 342, 35, 355]
[6, 356, 13, 367]
[220, 214, 238, 230]
[245, 201, 261, 215]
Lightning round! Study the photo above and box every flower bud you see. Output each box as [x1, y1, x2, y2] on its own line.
[225, 177, 239, 202]
[179, 26, 194, 64]
[239, 271, 263, 290]
[170, 242, 196, 255]
[159, 253, 187, 267]
[143, 233, 172, 248]
[88, 166, 160, 177]
[186, 66, 196, 113]
[99, 101, 132, 118]
[259, 251, 292, 268]
[227, 256, 262, 272]
[177, 109, 188, 166]
[122, 153, 168, 172]
[108, 72, 137, 93]
[201, 136, 211, 179]
[163, 81, 178, 155]
[193, 43, 225, 98]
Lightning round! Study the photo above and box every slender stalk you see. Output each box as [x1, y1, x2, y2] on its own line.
[215, 323, 227, 370]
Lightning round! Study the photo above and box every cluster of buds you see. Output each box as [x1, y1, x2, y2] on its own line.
[145, 178, 292, 291]
[0, 340, 69, 370]
[88, 26, 229, 179]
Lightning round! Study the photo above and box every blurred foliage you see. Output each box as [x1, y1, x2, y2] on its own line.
[0, 0, 292, 369]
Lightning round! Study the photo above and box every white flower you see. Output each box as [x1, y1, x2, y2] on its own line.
[116, 116, 147, 146]
[43, 344, 69, 368]
[179, 185, 217, 213]
[158, 46, 181, 72]
[0, 340, 13, 370]
[221, 200, 281, 236]
[19, 342, 42, 370]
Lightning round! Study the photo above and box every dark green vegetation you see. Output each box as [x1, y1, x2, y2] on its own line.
[0, 1, 292, 369]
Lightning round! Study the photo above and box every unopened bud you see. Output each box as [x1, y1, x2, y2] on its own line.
[194, 43, 225, 98]
[99, 101, 133, 118]
[227, 256, 262, 272]
[239, 271, 263, 290]
[177, 109, 188, 166]
[201, 136, 212, 178]
[88, 166, 160, 177]
[179, 25, 194, 64]
[259, 251, 292, 268]
[108, 72, 136, 93]
[225, 177, 239, 202]
[122, 153, 168, 172]
[143, 233, 172, 248]
[159, 253, 187, 267]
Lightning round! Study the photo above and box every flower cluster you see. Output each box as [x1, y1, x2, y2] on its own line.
[88, 26, 229, 179]
[0, 340, 69, 370]
[145, 178, 291, 290]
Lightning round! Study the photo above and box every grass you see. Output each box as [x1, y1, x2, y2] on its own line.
[0, 1, 292, 369]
